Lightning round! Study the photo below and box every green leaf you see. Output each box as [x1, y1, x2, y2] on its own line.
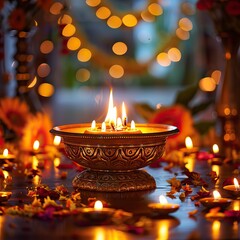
[194, 121, 216, 135]
[190, 100, 213, 116]
[134, 102, 155, 121]
[174, 84, 198, 107]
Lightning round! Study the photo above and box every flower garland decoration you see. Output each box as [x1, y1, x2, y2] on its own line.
[59, 1, 194, 76]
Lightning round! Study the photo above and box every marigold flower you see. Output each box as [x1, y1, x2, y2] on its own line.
[21, 112, 53, 150]
[0, 98, 31, 136]
[149, 104, 195, 149]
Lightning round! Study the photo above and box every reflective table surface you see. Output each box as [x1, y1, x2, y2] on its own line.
[0, 152, 239, 240]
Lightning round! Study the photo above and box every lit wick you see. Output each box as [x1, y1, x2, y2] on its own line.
[185, 136, 193, 150]
[33, 140, 40, 151]
[91, 120, 96, 130]
[53, 136, 61, 146]
[213, 190, 221, 201]
[101, 122, 106, 132]
[3, 148, 8, 157]
[212, 144, 219, 154]
[131, 120, 136, 130]
[94, 200, 103, 211]
[122, 102, 127, 126]
[234, 178, 239, 191]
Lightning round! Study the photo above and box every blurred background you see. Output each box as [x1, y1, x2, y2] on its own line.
[0, 0, 224, 125]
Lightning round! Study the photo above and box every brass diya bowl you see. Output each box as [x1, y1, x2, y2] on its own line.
[50, 123, 178, 192]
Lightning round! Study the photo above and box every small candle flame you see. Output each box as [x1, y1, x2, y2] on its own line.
[2, 170, 9, 179]
[122, 102, 127, 126]
[131, 120, 135, 130]
[101, 122, 106, 132]
[159, 195, 168, 204]
[117, 117, 122, 128]
[185, 137, 193, 149]
[91, 120, 96, 130]
[94, 200, 103, 211]
[212, 144, 219, 154]
[213, 190, 221, 200]
[3, 148, 8, 157]
[105, 89, 114, 124]
[33, 140, 40, 151]
[233, 178, 239, 191]
[53, 136, 61, 146]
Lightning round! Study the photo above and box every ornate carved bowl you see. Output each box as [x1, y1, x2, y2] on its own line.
[50, 123, 178, 192]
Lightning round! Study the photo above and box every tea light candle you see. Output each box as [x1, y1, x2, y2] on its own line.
[80, 200, 114, 223]
[0, 191, 12, 202]
[200, 190, 232, 209]
[148, 195, 180, 215]
[223, 178, 240, 197]
[180, 137, 198, 155]
[0, 149, 15, 162]
[211, 144, 223, 165]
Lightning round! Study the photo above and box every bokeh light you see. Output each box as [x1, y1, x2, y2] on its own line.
[40, 40, 54, 54]
[62, 24, 76, 37]
[148, 3, 163, 16]
[58, 14, 72, 24]
[50, 2, 64, 15]
[141, 10, 155, 22]
[67, 37, 81, 50]
[107, 16, 122, 28]
[77, 48, 92, 62]
[76, 68, 91, 82]
[176, 28, 190, 40]
[38, 83, 55, 97]
[96, 7, 111, 19]
[109, 65, 124, 78]
[168, 48, 181, 62]
[122, 14, 137, 27]
[179, 18, 193, 31]
[86, 0, 101, 7]
[37, 63, 51, 78]
[156, 53, 171, 67]
[211, 70, 221, 84]
[112, 42, 127, 55]
[199, 77, 216, 92]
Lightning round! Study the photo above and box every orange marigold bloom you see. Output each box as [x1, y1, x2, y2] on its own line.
[149, 104, 195, 150]
[21, 112, 53, 150]
[0, 98, 31, 136]
[37, 0, 53, 12]
[8, 8, 26, 31]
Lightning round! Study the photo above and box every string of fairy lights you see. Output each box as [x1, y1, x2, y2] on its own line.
[28, 0, 221, 98]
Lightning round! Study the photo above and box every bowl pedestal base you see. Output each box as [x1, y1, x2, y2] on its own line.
[72, 169, 156, 192]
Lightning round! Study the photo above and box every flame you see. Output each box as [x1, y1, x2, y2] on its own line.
[122, 102, 127, 126]
[185, 136, 193, 149]
[233, 178, 239, 190]
[213, 190, 221, 199]
[130, 120, 135, 130]
[3, 149, 8, 157]
[33, 140, 40, 151]
[2, 170, 9, 179]
[212, 144, 219, 154]
[94, 200, 103, 210]
[159, 195, 168, 204]
[53, 136, 61, 146]
[91, 120, 96, 130]
[101, 122, 106, 132]
[105, 89, 114, 123]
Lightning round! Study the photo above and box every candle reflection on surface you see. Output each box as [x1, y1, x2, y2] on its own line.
[211, 165, 220, 186]
[185, 156, 195, 172]
[157, 220, 169, 240]
[212, 220, 221, 240]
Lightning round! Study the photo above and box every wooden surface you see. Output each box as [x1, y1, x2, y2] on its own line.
[0, 152, 239, 240]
